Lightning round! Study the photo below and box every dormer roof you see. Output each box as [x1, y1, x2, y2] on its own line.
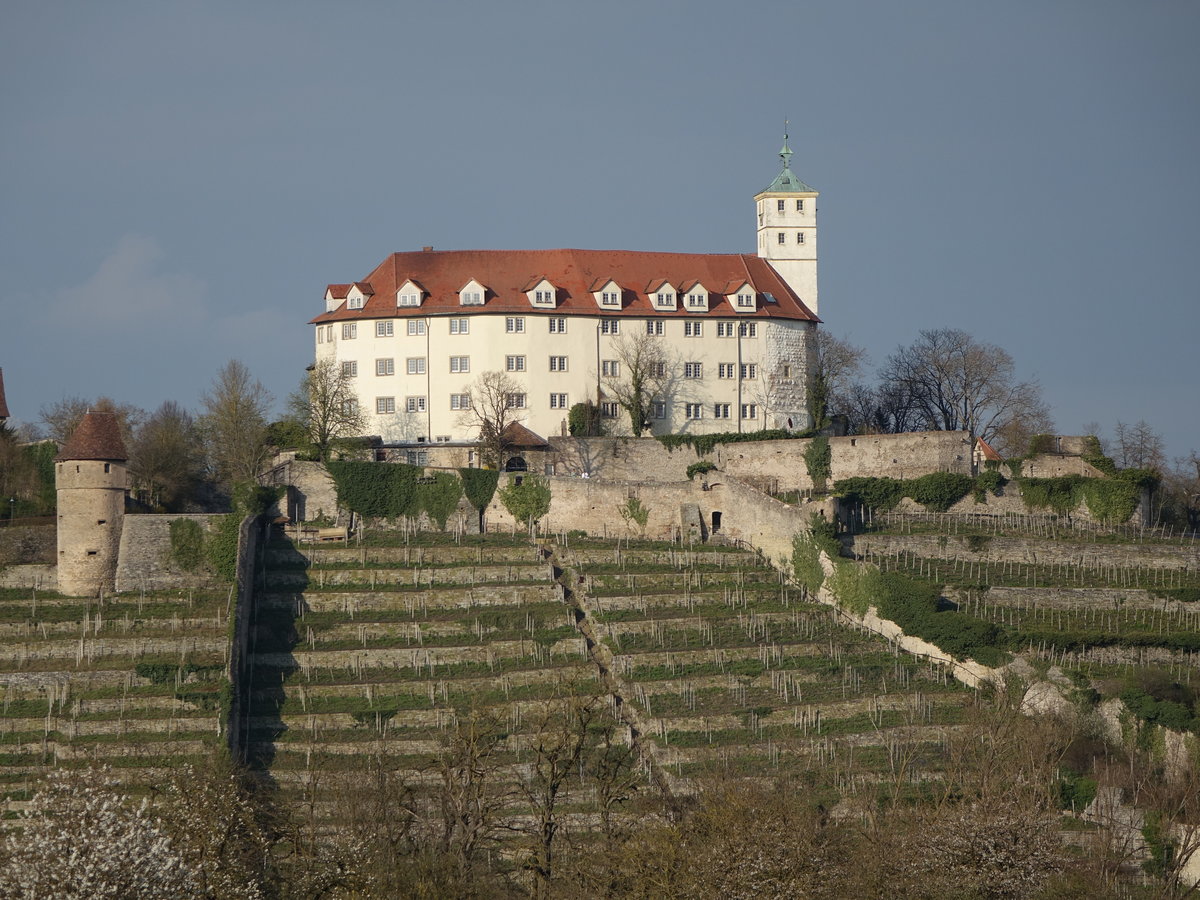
[56, 411, 127, 462]
[310, 248, 818, 324]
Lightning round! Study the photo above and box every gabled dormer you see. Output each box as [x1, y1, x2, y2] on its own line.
[524, 277, 558, 308]
[325, 283, 351, 313]
[590, 278, 623, 310]
[459, 279, 487, 306]
[724, 281, 757, 313]
[346, 282, 374, 310]
[680, 281, 710, 313]
[396, 279, 425, 308]
[646, 279, 677, 311]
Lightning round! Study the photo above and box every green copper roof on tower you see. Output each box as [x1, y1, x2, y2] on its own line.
[761, 127, 814, 193]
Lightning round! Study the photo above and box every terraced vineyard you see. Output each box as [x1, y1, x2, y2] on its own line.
[0, 584, 232, 801]
[846, 524, 1200, 683]
[562, 544, 972, 797]
[244, 532, 975, 849]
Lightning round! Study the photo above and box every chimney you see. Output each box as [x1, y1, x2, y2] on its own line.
[421, 245, 434, 252]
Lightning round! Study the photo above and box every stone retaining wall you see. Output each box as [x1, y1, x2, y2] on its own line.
[846, 534, 1199, 571]
[114, 514, 226, 592]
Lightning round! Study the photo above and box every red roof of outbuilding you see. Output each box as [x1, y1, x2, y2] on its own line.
[311, 249, 819, 324]
[56, 411, 128, 462]
[0, 369, 9, 420]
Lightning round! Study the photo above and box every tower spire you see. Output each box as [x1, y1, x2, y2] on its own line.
[779, 119, 793, 170]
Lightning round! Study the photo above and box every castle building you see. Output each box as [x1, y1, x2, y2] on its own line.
[309, 141, 821, 444]
[55, 411, 127, 597]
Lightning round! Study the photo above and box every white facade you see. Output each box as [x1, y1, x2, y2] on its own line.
[312, 146, 821, 444]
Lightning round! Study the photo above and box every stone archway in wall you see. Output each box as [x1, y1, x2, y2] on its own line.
[505, 456, 528, 472]
[711, 511, 722, 533]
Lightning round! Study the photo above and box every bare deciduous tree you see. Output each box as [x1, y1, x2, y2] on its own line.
[810, 330, 867, 428]
[199, 360, 272, 488]
[461, 370, 524, 468]
[601, 333, 674, 436]
[287, 359, 365, 460]
[129, 401, 204, 510]
[1112, 420, 1166, 471]
[878, 328, 1052, 448]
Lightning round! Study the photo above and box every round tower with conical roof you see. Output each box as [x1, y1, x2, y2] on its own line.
[755, 130, 819, 315]
[55, 411, 128, 597]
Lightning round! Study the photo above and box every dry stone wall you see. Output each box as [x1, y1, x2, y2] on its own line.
[114, 514, 226, 592]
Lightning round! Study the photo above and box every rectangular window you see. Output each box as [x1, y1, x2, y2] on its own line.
[347, 296, 364, 310]
[687, 293, 706, 308]
[436, 435, 450, 442]
[549, 393, 568, 409]
[684, 362, 702, 379]
[684, 321, 702, 337]
[714, 403, 731, 419]
[375, 396, 395, 414]
[549, 356, 568, 372]
[601, 360, 619, 377]
[376, 320, 394, 337]
[342, 323, 357, 339]
[651, 401, 666, 419]
[505, 393, 526, 409]
[536, 290, 555, 304]
[777, 232, 786, 245]
[325, 325, 333, 342]
[739, 322, 758, 337]
[506, 355, 526, 372]
[341, 399, 358, 415]
[398, 292, 421, 307]
[406, 396, 426, 413]
[548, 317, 566, 333]
[737, 293, 754, 308]
[741, 403, 758, 419]
[407, 358, 426, 375]
[777, 199, 786, 211]
[505, 317, 525, 333]
[600, 402, 619, 418]
[717, 322, 735, 337]
[342, 361, 357, 377]
[461, 291, 484, 305]
[796, 199, 804, 211]
[655, 292, 674, 307]
[740, 363, 758, 380]
[686, 403, 703, 419]
[449, 318, 469, 334]
[796, 232, 805, 244]
[600, 318, 619, 335]
[408, 320, 426, 336]
[317, 328, 324, 344]
[406, 450, 429, 465]
[646, 320, 664, 336]
[650, 361, 666, 377]
[601, 291, 620, 306]
[450, 356, 470, 373]
[450, 394, 470, 410]
[718, 363, 736, 379]
[781, 364, 792, 378]
[375, 358, 394, 376]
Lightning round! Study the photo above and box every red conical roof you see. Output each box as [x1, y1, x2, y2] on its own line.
[0, 369, 9, 420]
[55, 410, 128, 462]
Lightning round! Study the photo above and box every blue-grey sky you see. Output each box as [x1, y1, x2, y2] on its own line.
[2, 1, 1197, 460]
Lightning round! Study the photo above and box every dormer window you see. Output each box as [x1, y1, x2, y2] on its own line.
[591, 279, 622, 310]
[396, 280, 424, 308]
[345, 283, 373, 310]
[459, 279, 487, 306]
[526, 278, 557, 308]
[737, 293, 754, 308]
[686, 290, 707, 310]
[347, 296, 364, 310]
[727, 283, 756, 312]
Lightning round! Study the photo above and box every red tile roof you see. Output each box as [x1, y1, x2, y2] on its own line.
[501, 421, 550, 449]
[56, 411, 128, 462]
[310, 249, 820, 324]
[975, 437, 1002, 461]
[0, 368, 9, 420]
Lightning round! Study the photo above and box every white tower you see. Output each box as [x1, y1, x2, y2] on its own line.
[755, 133, 819, 315]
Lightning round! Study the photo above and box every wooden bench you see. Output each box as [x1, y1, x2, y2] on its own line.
[315, 526, 349, 542]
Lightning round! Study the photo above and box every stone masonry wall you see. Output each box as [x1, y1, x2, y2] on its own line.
[114, 514, 226, 592]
